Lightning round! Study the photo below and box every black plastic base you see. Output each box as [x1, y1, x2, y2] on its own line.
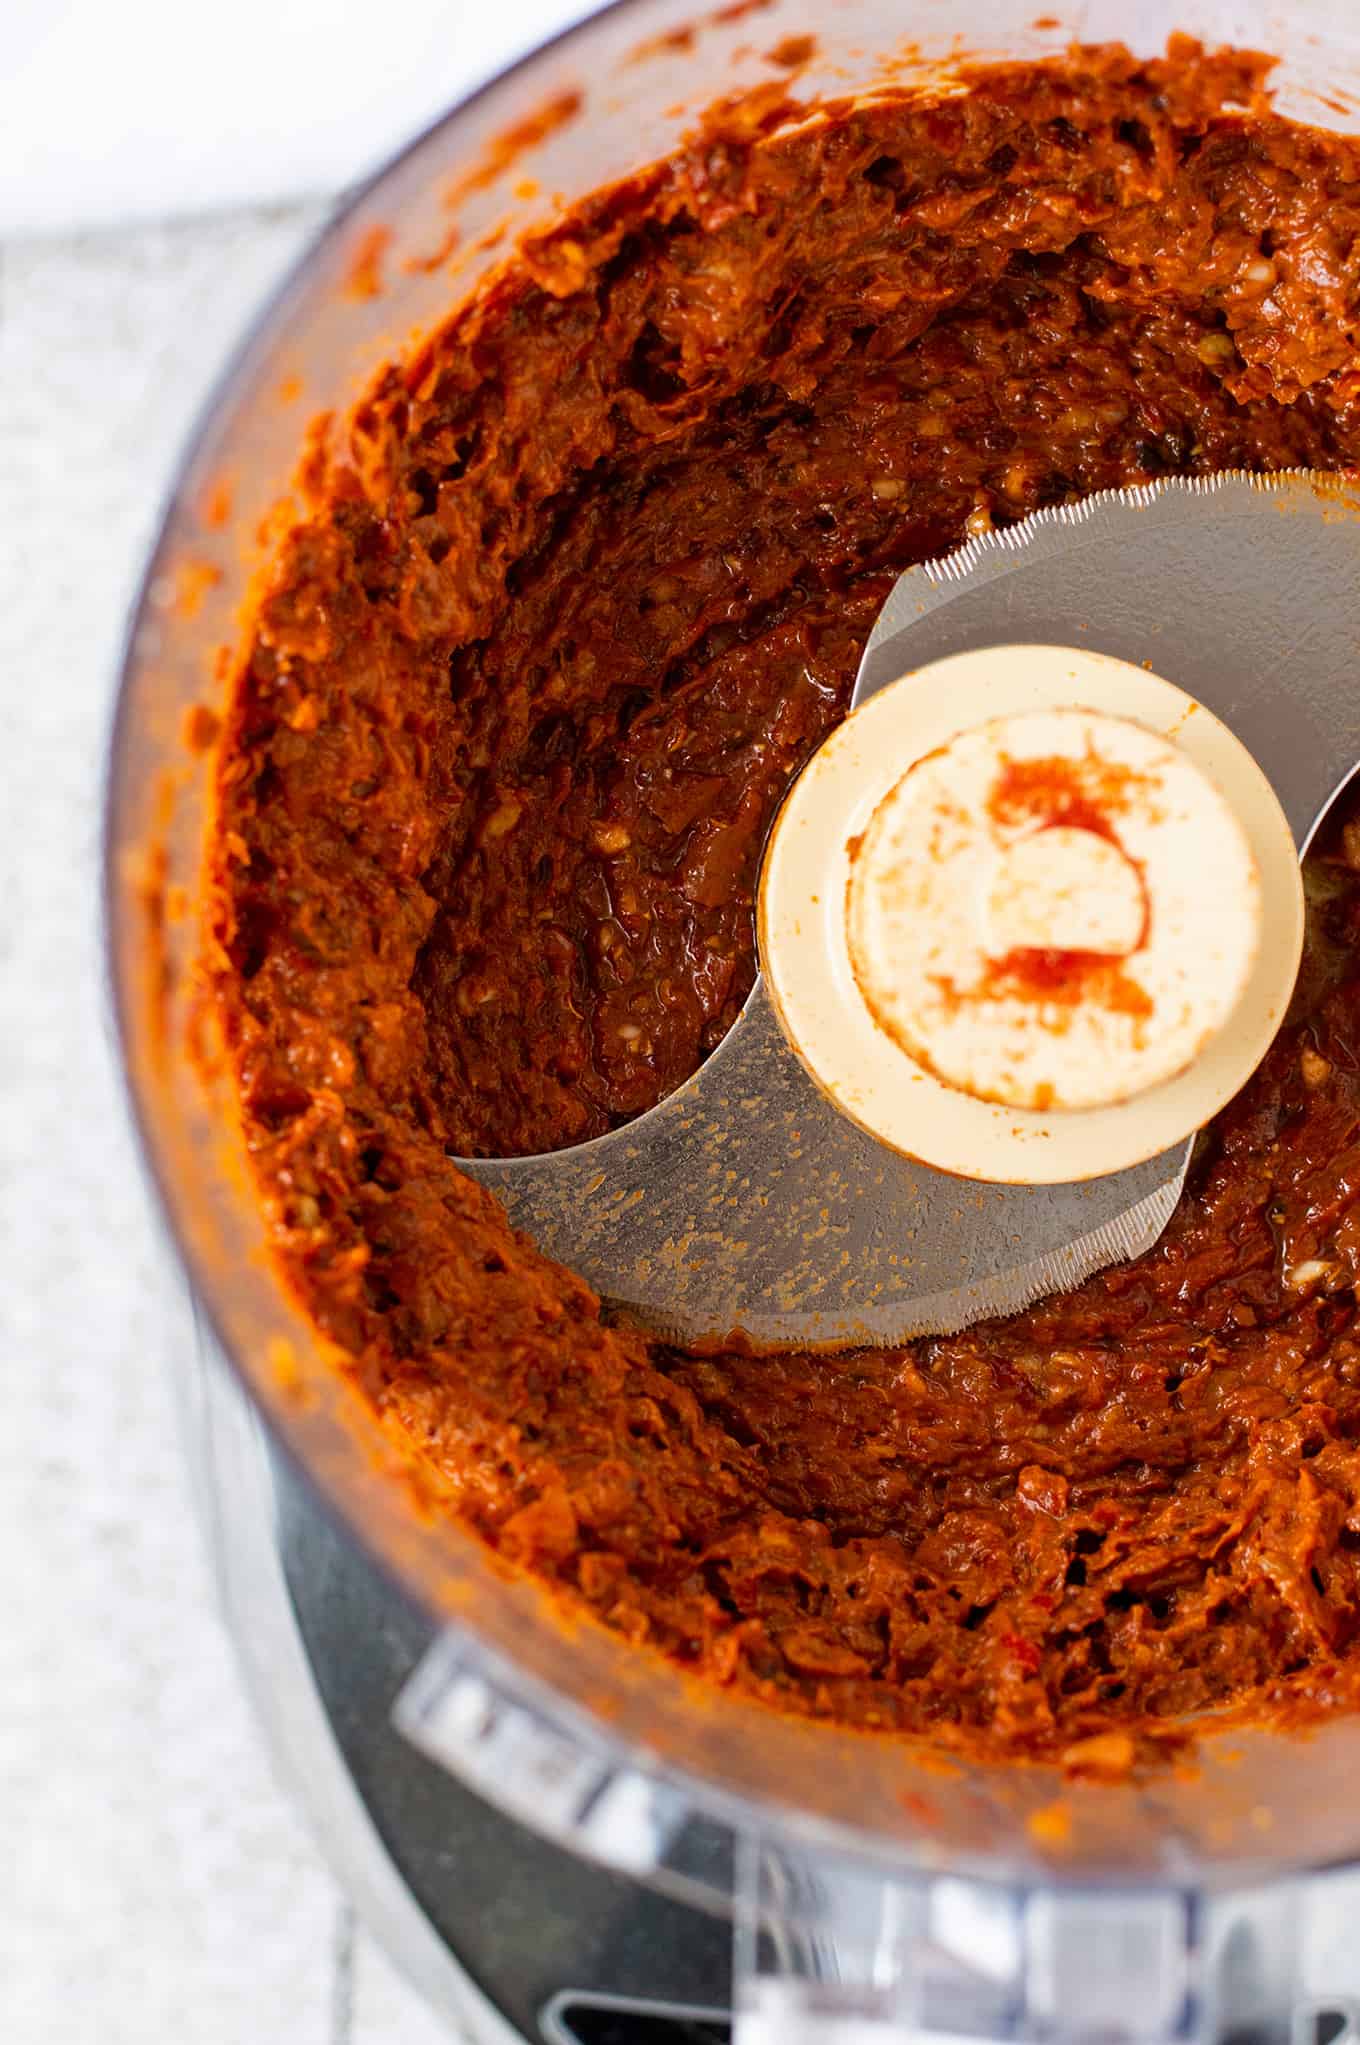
[274, 1459, 732, 2044]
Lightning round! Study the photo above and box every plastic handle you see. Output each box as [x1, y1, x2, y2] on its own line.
[732, 1844, 1360, 2045]
[732, 1838, 1196, 2045]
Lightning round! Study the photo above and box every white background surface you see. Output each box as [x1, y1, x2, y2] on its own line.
[0, 4, 600, 2033]
[2, 200, 469, 2045]
[1, 0, 594, 234]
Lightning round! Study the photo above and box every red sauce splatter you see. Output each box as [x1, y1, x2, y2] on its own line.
[977, 749, 1153, 1011]
[981, 945, 1154, 1017]
[172, 558, 221, 619]
[183, 704, 222, 755]
[628, 23, 697, 63]
[767, 32, 818, 66]
[344, 224, 392, 301]
[405, 220, 463, 276]
[443, 90, 583, 211]
[1028, 1801, 1074, 1848]
[199, 474, 233, 529]
[898, 1788, 942, 1825]
[986, 749, 1150, 845]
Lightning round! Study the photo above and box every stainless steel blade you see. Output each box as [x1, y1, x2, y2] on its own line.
[458, 471, 1360, 1348]
[463, 984, 1185, 1347]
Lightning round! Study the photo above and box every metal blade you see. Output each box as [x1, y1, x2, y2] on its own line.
[855, 470, 1360, 852]
[458, 471, 1360, 1348]
[463, 982, 1185, 1348]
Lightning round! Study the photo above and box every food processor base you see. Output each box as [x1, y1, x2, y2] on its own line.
[179, 1284, 1360, 2036]
[182, 1291, 732, 2045]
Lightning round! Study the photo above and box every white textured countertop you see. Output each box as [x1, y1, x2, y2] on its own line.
[1, 205, 461, 2045]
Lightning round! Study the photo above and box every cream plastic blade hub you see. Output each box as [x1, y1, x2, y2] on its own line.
[760, 651, 1300, 1184]
[455, 471, 1360, 1346]
[853, 709, 1256, 1109]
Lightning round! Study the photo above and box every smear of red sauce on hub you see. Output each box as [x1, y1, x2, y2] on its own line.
[983, 945, 1155, 1017]
[986, 750, 1149, 845]
[977, 750, 1154, 1015]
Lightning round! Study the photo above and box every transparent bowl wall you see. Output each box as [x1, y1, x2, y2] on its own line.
[108, 0, 1360, 1899]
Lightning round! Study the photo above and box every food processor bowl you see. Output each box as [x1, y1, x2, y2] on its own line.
[104, 1, 1360, 2035]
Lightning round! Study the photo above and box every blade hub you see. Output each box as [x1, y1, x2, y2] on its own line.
[760, 660, 1298, 1177]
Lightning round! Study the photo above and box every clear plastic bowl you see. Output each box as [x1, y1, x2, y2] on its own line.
[105, 0, 1360, 1961]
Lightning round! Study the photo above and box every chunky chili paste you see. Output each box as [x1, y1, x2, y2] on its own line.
[210, 42, 1360, 1769]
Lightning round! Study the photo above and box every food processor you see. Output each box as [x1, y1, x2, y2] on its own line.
[105, 1, 1360, 2037]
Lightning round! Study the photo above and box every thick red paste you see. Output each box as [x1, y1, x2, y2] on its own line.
[211, 42, 1360, 1769]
